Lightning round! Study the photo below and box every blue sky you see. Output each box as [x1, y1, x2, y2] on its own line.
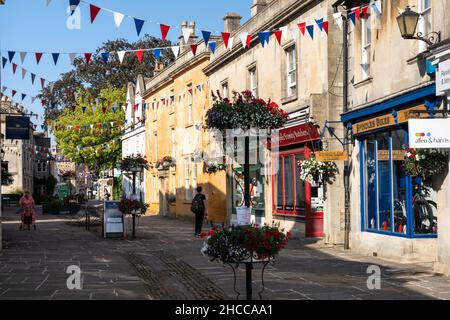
[0, 0, 251, 128]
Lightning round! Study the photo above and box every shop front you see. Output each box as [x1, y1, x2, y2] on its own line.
[342, 85, 446, 261]
[270, 122, 323, 238]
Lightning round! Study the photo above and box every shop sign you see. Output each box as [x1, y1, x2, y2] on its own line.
[272, 123, 320, 148]
[353, 105, 427, 135]
[377, 150, 404, 161]
[315, 151, 348, 162]
[437, 59, 450, 95]
[409, 119, 450, 149]
[104, 201, 124, 238]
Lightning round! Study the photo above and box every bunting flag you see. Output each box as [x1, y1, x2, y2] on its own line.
[239, 32, 252, 48]
[209, 41, 216, 54]
[349, 12, 356, 25]
[20, 52, 27, 64]
[82, 106, 86, 113]
[306, 25, 314, 39]
[69, 0, 80, 15]
[315, 18, 324, 31]
[298, 22, 306, 36]
[12, 90, 17, 97]
[12, 63, 17, 74]
[8, 51, 15, 63]
[134, 18, 145, 37]
[362, 6, 370, 19]
[290, 25, 300, 39]
[153, 48, 161, 60]
[41, 78, 45, 89]
[136, 50, 144, 63]
[257, 31, 270, 47]
[2, 57, 7, 69]
[275, 30, 283, 45]
[333, 12, 343, 30]
[52, 53, 60, 65]
[21, 68, 27, 79]
[160, 24, 170, 41]
[371, 0, 382, 16]
[182, 27, 193, 43]
[85, 53, 92, 64]
[222, 32, 231, 49]
[165, 46, 177, 60]
[118, 51, 126, 64]
[89, 4, 101, 23]
[35, 52, 43, 64]
[92, 106, 96, 113]
[201, 30, 211, 45]
[322, 21, 329, 35]
[31, 96, 37, 104]
[69, 52, 76, 64]
[113, 11, 124, 29]
[101, 52, 109, 63]
[190, 44, 198, 56]
[21, 93, 26, 101]
[112, 105, 117, 113]
[228, 37, 234, 51]
[351, 7, 361, 21]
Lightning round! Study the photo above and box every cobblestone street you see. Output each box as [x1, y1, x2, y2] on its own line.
[1, 207, 450, 300]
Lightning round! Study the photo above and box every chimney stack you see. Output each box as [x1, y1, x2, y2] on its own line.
[223, 12, 242, 33]
[251, 0, 267, 17]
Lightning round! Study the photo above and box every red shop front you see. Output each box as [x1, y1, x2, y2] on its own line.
[271, 122, 324, 238]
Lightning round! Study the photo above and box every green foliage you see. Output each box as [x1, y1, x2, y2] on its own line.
[113, 175, 123, 200]
[51, 86, 125, 172]
[403, 148, 448, 180]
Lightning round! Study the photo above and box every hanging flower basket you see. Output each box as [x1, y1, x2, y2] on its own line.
[156, 156, 176, 170]
[402, 147, 447, 180]
[298, 155, 338, 184]
[118, 197, 148, 215]
[205, 161, 226, 174]
[206, 90, 288, 131]
[119, 154, 150, 172]
[200, 224, 291, 264]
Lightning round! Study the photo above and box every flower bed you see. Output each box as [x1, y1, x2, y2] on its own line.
[298, 155, 338, 184]
[119, 154, 150, 172]
[206, 90, 288, 131]
[200, 224, 291, 263]
[403, 147, 447, 180]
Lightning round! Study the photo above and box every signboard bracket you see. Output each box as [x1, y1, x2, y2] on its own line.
[319, 120, 353, 147]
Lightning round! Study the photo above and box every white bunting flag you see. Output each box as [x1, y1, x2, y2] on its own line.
[90, 124, 94, 130]
[31, 96, 37, 104]
[21, 68, 27, 79]
[290, 26, 299, 39]
[117, 51, 126, 64]
[182, 27, 192, 43]
[372, 0, 382, 16]
[113, 11, 125, 29]
[228, 37, 234, 51]
[280, 26, 289, 40]
[333, 12, 343, 30]
[171, 46, 180, 59]
[239, 32, 249, 48]
[110, 122, 114, 128]
[69, 53, 76, 64]
[20, 52, 27, 64]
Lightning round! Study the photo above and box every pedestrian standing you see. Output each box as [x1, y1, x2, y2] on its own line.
[19, 191, 37, 231]
[191, 186, 207, 237]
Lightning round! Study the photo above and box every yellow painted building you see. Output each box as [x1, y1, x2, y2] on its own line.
[142, 33, 227, 223]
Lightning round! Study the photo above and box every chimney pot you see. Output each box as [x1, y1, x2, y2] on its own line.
[251, 0, 267, 17]
[223, 12, 242, 33]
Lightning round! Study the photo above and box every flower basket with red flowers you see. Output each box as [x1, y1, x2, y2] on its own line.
[118, 197, 148, 215]
[403, 147, 447, 180]
[200, 223, 291, 264]
[206, 90, 288, 132]
[156, 156, 176, 170]
[119, 154, 150, 172]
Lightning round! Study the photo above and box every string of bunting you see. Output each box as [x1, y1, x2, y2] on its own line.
[3, 1, 382, 67]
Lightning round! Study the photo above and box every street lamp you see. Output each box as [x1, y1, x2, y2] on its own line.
[396, 6, 440, 46]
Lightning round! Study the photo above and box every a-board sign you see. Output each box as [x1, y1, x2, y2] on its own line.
[104, 201, 124, 238]
[315, 151, 348, 162]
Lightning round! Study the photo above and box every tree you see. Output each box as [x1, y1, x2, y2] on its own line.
[51, 86, 126, 172]
[40, 35, 174, 121]
[1, 161, 14, 186]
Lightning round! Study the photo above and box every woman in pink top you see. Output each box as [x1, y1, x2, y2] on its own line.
[19, 191, 37, 230]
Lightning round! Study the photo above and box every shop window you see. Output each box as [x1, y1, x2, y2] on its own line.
[273, 149, 306, 217]
[360, 127, 437, 237]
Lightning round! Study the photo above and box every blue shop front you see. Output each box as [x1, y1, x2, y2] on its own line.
[341, 84, 448, 261]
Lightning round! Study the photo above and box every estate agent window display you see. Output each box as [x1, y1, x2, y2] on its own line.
[359, 127, 438, 238]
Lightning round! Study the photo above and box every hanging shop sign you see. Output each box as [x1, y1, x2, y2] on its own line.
[437, 59, 450, 95]
[408, 119, 450, 149]
[271, 123, 320, 148]
[104, 201, 125, 238]
[377, 150, 404, 161]
[315, 150, 348, 162]
[5, 116, 30, 140]
[353, 105, 428, 135]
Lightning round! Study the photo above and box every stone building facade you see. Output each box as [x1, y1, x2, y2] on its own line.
[203, 0, 345, 241]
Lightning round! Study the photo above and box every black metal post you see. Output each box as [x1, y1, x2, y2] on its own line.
[245, 262, 253, 300]
[244, 136, 250, 207]
[132, 171, 136, 239]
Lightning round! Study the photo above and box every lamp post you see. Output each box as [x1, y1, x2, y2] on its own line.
[396, 6, 440, 46]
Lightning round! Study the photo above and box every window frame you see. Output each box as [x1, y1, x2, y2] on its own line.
[361, 15, 371, 80]
[249, 66, 258, 97]
[285, 46, 297, 98]
[187, 84, 193, 125]
[184, 157, 191, 201]
[418, 0, 432, 53]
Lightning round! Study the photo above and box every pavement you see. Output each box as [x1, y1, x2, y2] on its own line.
[1, 204, 450, 300]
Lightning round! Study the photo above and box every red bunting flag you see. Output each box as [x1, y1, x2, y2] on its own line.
[298, 22, 306, 35]
[97, 123, 101, 129]
[40, 78, 45, 89]
[133, 104, 137, 112]
[89, 4, 101, 23]
[275, 30, 283, 45]
[161, 98, 166, 105]
[117, 120, 121, 126]
[137, 117, 140, 122]
[12, 89, 17, 97]
[135, 50, 143, 63]
[352, 7, 361, 20]
[71, 105, 76, 112]
[190, 44, 198, 56]
[102, 106, 107, 113]
[35, 52, 43, 64]
[85, 53, 92, 64]
[322, 21, 329, 35]
[160, 24, 170, 41]
[188, 88, 193, 95]
[221, 32, 231, 48]
[362, 6, 370, 19]
[12, 63, 17, 74]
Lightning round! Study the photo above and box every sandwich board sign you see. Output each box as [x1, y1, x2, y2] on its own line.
[103, 201, 124, 238]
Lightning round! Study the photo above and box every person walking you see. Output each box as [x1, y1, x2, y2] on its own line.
[191, 186, 207, 237]
[19, 191, 37, 231]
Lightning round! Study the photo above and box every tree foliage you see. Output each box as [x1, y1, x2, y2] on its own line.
[50, 86, 126, 172]
[41, 35, 174, 121]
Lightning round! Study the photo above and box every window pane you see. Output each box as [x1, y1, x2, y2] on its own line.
[377, 133, 391, 232]
[392, 129, 407, 234]
[365, 137, 377, 230]
[295, 154, 306, 214]
[284, 156, 294, 211]
[275, 156, 283, 210]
